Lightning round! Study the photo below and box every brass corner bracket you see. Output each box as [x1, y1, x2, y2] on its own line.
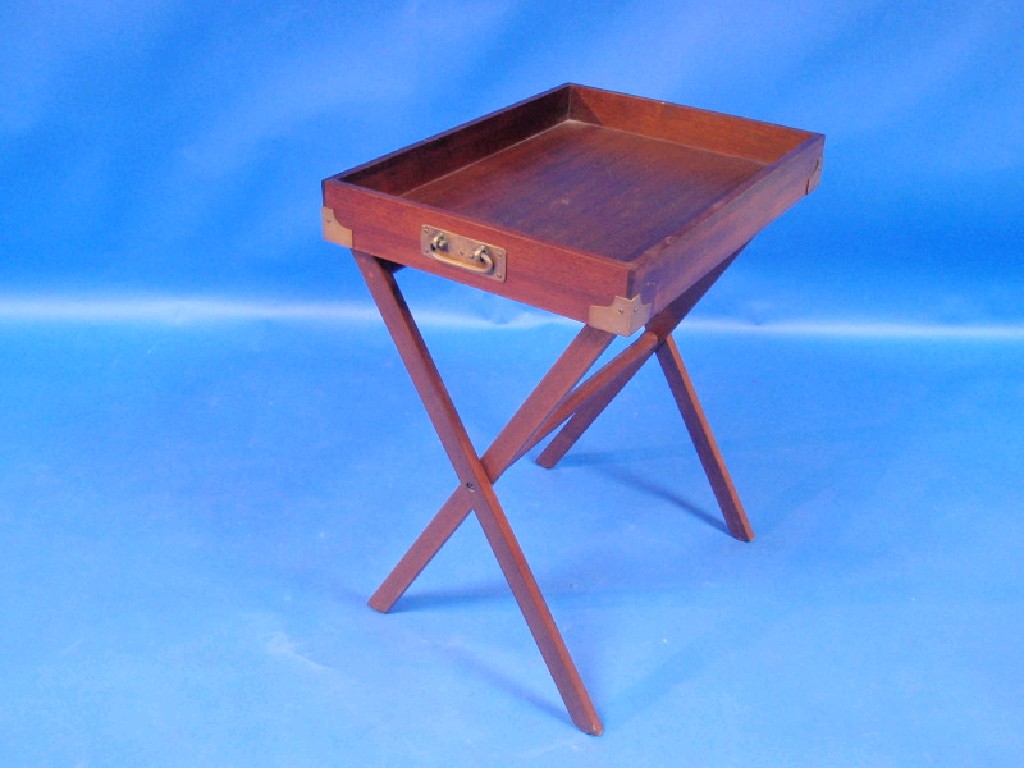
[321, 206, 353, 248]
[588, 295, 652, 337]
[806, 155, 823, 194]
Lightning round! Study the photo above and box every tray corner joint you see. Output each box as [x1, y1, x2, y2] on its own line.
[322, 206, 353, 248]
[588, 295, 652, 337]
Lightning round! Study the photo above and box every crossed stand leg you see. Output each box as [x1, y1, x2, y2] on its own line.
[354, 246, 752, 735]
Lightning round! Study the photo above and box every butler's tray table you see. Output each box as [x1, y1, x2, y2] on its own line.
[321, 84, 824, 735]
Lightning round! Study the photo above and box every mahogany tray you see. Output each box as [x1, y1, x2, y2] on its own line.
[322, 83, 823, 335]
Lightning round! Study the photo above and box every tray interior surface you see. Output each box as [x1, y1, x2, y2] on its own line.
[400, 119, 766, 263]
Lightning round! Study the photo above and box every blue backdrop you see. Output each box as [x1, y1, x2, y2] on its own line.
[2, 0, 1020, 325]
[2, 3, 1022, 766]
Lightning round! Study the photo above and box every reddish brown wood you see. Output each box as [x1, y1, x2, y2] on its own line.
[324, 181, 631, 328]
[536, 347, 648, 469]
[539, 326, 756, 542]
[342, 85, 570, 196]
[568, 83, 812, 163]
[369, 245, 752, 624]
[367, 486, 472, 613]
[323, 84, 823, 333]
[520, 331, 660, 463]
[632, 134, 823, 316]
[405, 120, 763, 262]
[657, 336, 754, 542]
[369, 323, 614, 612]
[326, 86, 823, 734]
[536, 248, 743, 471]
[354, 251, 606, 735]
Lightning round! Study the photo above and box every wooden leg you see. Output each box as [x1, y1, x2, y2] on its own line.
[367, 488, 473, 613]
[353, 252, 607, 734]
[353, 244, 754, 731]
[369, 313, 699, 613]
[369, 328, 658, 613]
[657, 336, 755, 542]
[522, 331, 660, 464]
[368, 321, 613, 613]
[534, 249, 744, 470]
[532, 248, 755, 541]
[535, 341, 652, 468]
[528, 250, 745, 468]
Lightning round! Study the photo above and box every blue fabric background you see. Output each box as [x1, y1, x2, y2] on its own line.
[1, 2, 1021, 766]
[2, 0, 1020, 325]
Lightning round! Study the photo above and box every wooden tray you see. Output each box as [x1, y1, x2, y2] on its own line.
[323, 84, 823, 335]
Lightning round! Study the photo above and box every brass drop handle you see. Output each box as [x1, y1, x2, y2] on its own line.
[422, 227, 505, 280]
[429, 233, 494, 274]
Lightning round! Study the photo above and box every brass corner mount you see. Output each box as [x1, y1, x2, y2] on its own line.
[321, 206, 353, 248]
[588, 295, 652, 336]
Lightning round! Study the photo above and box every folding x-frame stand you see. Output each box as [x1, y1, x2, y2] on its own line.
[355, 247, 753, 736]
